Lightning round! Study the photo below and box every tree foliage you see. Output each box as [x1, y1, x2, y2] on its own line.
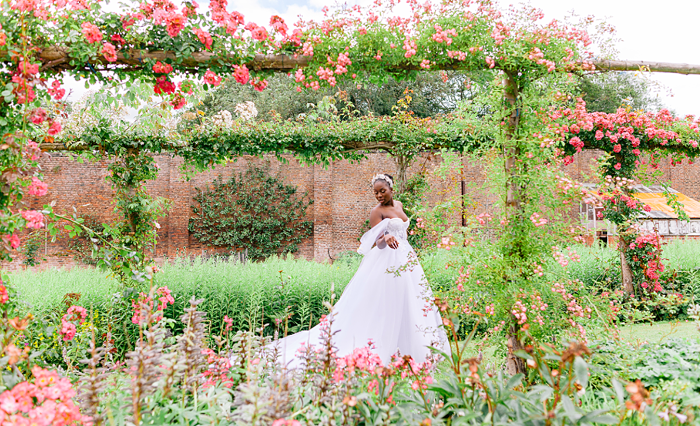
[188, 165, 313, 260]
[578, 72, 664, 113]
[199, 71, 489, 121]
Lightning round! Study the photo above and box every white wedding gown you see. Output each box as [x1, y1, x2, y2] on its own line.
[273, 217, 451, 368]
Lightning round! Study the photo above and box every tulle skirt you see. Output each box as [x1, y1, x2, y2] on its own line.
[273, 242, 450, 368]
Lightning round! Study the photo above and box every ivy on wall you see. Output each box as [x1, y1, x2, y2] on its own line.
[188, 165, 313, 260]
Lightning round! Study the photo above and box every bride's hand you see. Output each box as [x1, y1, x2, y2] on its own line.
[385, 235, 399, 249]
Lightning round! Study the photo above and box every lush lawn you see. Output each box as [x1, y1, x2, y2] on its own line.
[619, 320, 699, 344]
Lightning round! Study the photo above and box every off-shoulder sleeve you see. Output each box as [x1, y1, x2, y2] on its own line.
[357, 218, 389, 255]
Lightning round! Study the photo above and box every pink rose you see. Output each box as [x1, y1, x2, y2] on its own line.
[252, 27, 268, 41]
[233, 65, 250, 85]
[152, 61, 173, 74]
[250, 77, 268, 92]
[170, 93, 187, 110]
[203, 70, 222, 87]
[3, 234, 19, 249]
[102, 42, 117, 62]
[29, 108, 47, 125]
[81, 22, 103, 43]
[165, 13, 187, 37]
[193, 28, 212, 50]
[47, 120, 62, 135]
[21, 210, 44, 229]
[27, 176, 48, 196]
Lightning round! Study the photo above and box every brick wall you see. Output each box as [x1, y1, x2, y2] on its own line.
[13, 152, 467, 269]
[8, 150, 700, 270]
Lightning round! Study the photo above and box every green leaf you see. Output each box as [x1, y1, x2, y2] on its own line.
[560, 395, 580, 422]
[579, 412, 618, 425]
[612, 379, 625, 407]
[574, 356, 589, 389]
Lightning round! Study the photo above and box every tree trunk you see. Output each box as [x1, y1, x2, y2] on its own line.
[619, 242, 635, 294]
[506, 325, 526, 375]
[394, 154, 410, 194]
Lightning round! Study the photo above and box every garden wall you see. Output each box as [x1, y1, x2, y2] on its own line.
[9, 149, 700, 269]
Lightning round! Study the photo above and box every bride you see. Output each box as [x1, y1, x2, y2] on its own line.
[273, 173, 450, 367]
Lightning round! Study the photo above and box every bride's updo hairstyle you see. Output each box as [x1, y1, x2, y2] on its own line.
[371, 173, 394, 190]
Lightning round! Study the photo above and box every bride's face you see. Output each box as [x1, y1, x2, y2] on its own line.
[373, 181, 393, 205]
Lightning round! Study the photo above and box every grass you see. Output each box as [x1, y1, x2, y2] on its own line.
[569, 238, 700, 277]
[9, 267, 122, 312]
[8, 239, 700, 357]
[618, 320, 699, 344]
[9, 254, 363, 342]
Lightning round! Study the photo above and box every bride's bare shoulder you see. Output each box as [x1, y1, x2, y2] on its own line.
[369, 205, 384, 226]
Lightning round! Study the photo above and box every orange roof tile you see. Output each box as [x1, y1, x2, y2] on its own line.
[634, 192, 700, 219]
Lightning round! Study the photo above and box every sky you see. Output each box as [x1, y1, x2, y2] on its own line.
[70, 0, 700, 116]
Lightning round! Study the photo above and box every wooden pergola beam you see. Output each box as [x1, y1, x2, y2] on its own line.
[592, 60, 700, 75]
[30, 46, 700, 75]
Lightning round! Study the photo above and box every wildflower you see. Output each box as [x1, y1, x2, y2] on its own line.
[8, 317, 29, 331]
[223, 315, 233, 333]
[60, 321, 77, 341]
[625, 380, 652, 411]
[272, 420, 301, 426]
[155, 286, 174, 310]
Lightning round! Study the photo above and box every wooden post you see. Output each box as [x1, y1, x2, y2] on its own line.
[502, 72, 527, 376]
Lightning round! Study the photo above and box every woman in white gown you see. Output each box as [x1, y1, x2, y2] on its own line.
[274, 173, 450, 368]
